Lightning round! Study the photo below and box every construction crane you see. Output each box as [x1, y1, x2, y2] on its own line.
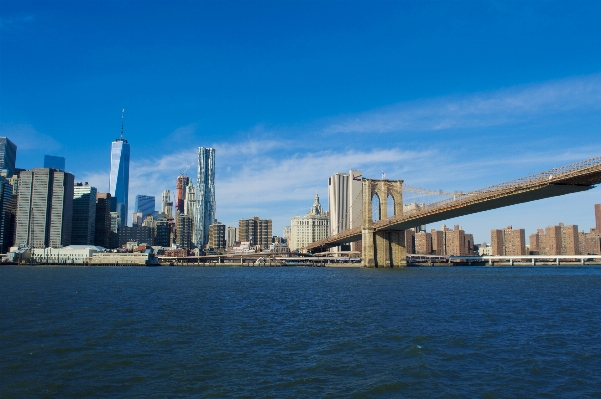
[180, 163, 195, 177]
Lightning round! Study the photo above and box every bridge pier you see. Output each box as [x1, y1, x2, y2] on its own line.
[362, 227, 376, 267]
[361, 178, 406, 268]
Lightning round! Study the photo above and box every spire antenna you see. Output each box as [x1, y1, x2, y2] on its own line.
[121, 109, 124, 139]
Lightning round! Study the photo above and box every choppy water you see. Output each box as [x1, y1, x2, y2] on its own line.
[2, 265, 601, 398]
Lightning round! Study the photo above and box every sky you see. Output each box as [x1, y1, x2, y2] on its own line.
[1, 0, 600, 244]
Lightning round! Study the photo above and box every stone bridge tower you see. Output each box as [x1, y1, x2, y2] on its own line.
[361, 179, 406, 267]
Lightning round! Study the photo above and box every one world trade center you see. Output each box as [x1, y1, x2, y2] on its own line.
[109, 109, 130, 227]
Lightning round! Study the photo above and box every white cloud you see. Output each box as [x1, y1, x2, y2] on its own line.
[323, 74, 601, 134]
[72, 74, 601, 235]
[0, 123, 62, 151]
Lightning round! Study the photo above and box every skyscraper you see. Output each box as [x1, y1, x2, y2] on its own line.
[595, 204, 601, 233]
[15, 168, 74, 248]
[161, 190, 173, 217]
[44, 155, 65, 171]
[0, 176, 16, 252]
[176, 175, 189, 214]
[184, 181, 195, 218]
[194, 147, 216, 249]
[328, 169, 362, 235]
[72, 183, 97, 245]
[328, 169, 362, 252]
[176, 213, 193, 250]
[0, 137, 17, 178]
[109, 110, 130, 227]
[94, 193, 112, 248]
[134, 195, 155, 218]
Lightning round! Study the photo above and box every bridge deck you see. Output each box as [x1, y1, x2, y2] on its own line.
[307, 156, 601, 251]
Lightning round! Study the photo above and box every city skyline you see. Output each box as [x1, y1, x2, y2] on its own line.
[2, 1, 601, 242]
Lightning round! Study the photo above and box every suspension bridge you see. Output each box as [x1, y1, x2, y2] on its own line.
[306, 156, 601, 267]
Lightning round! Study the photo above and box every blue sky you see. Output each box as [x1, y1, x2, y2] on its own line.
[1, 0, 600, 243]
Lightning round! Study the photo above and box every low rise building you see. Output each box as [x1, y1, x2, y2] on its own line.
[290, 193, 329, 251]
[208, 221, 226, 251]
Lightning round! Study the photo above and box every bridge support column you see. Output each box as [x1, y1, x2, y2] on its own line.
[368, 230, 406, 267]
[362, 228, 375, 267]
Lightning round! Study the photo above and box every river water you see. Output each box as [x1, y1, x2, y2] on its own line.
[1, 265, 601, 398]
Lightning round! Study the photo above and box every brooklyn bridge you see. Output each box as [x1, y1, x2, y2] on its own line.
[306, 156, 601, 267]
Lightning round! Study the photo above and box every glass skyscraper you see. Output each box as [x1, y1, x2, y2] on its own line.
[44, 155, 65, 171]
[194, 147, 216, 249]
[0, 137, 17, 177]
[109, 111, 130, 227]
[134, 195, 155, 218]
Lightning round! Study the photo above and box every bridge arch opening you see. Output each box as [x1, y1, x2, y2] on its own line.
[387, 194, 395, 218]
[372, 193, 381, 221]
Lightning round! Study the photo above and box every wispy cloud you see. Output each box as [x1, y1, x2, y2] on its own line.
[0, 15, 34, 31]
[77, 130, 601, 237]
[324, 74, 601, 134]
[0, 123, 61, 151]
[74, 74, 601, 235]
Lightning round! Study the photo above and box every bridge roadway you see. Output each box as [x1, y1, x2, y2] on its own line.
[307, 156, 601, 251]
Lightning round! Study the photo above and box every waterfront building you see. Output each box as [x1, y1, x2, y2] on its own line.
[490, 226, 526, 256]
[0, 176, 16, 252]
[0, 137, 17, 178]
[43, 155, 65, 171]
[530, 223, 582, 255]
[208, 221, 226, 251]
[431, 229, 444, 255]
[239, 216, 272, 249]
[31, 245, 104, 264]
[72, 183, 97, 245]
[405, 229, 416, 254]
[31, 246, 157, 265]
[270, 238, 290, 254]
[478, 243, 492, 256]
[154, 219, 171, 247]
[595, 204, 601, 234]
[194, 147, 216, 249]
[226, 226, 238, 248]
[415, 231, 432, 255]
[429, 224, 473, 256]
[15, 168, 74, 248]
[176, 213, 193, 250]
[134, 195, 155, 219]
[290, 193, 329, 252]
[582, 230, 601, 255]
[94, 193, 112, 248]
[561, 224, 579, 255]
[117, 225, 153, 247]
[109, 110, 130, 227]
